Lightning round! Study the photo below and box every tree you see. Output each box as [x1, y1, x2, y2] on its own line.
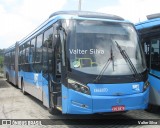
[0, 56, 4, 67]
[0, 49, 5, 68]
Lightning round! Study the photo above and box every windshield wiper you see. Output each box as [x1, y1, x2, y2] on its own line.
[114, 41, 143, 81]
[111, 46, 115, 71]
[93, 46, 114, 83]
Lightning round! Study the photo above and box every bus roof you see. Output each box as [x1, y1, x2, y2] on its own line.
[135, 14, 160, 30]
[6, 11, 129, 51]
[49, 11, 124, 21]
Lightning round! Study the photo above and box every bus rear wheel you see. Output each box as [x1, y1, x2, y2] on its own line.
[22, 80, 27, 95]
[6, 74, 9, 82]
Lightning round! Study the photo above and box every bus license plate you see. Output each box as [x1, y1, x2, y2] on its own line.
[112, 106, 125, 112]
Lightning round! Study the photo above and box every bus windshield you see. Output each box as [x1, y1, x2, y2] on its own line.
[68, 20, 146, 76]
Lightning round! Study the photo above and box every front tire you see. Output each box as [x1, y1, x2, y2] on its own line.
[145, 104, 153, 112]
[49, 106, 61, 115]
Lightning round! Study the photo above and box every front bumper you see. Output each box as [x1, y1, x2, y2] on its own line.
[66, 88, 149, 114]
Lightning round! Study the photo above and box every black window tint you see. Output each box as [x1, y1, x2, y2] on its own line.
[31, 38, 36, 63]
[43, 27, 53, 77]
[19, 46, 21, 64]
[12, 50, 15, 70]
[25, 42, 30, 63]
[143, 42, 150, 68]
[19, 45, 23, 64]
[18, 46, 20, 71]
[36, 34, 43, 62]
[22, 44, 25, 64]
[34, 34, 43, 73]
[150, 39, 160, 74]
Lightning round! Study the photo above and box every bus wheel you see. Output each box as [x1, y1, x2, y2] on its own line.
[22, 80, 27, 95]
[145, 104, 153, 112]
[6, 74, 9, 82]
[49, 106, 61, 115]
[48, 95, 61, 115]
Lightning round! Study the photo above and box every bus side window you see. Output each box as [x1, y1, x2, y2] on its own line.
[150, 38, 160, 76]
[31, 38, 36, 63]
[35, 34, 43, 73]
[144, 41, 150, 68]
[19, 46, 22, 71]
[43, 27, 53, 77]
[25, 42, 30, 64]
[21, 44, 25, 71]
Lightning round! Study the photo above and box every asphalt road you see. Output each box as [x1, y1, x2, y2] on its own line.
[0, 77, 160, 128]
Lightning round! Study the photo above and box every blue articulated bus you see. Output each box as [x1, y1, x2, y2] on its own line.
[4, 11, 149, 114]
[4, 43, 19, 85]
[135, 13, 160, 107]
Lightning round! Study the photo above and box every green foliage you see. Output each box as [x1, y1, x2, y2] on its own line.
[0, 49, 5, 68]
[0, 49, 4, 74]
[0, 49, 4, 56]
[0, 56, 3, 66]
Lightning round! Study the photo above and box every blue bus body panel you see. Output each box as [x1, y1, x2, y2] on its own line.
[24, 72, 35, 84]
[62, 85, 69, 113]
[67, 89, 93, 114]
[88, 82, 143, 96]
[148, 73, 160, 105]
[18, 70, 49, 107]
[23, 72, 43, 86]
[42, 77, 49, 107]
[63, 82, 149, 114]
[150, 70, 160, 76]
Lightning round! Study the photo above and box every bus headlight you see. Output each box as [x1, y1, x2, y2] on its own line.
[143, 81, 150, 92]
[68, 79, 90, 95]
